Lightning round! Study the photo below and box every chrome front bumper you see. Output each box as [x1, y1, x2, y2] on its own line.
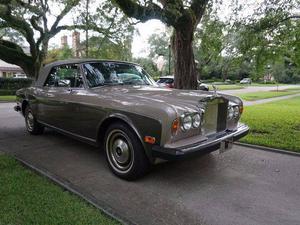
[152, 124, 249, 160]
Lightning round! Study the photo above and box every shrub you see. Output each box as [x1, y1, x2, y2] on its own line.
[0, 78, 33, 95]
[0, 89, 16, 95]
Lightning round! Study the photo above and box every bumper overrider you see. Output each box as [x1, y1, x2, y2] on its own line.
[152, 124, 249, 160]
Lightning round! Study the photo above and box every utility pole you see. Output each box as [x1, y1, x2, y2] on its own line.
[85, 0, 89, 58]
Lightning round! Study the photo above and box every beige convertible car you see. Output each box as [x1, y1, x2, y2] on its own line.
[15, 59, 249, 180]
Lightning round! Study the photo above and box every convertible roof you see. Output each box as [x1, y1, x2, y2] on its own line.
[36, 59, 140, 87]
[43, 58, 139, 69]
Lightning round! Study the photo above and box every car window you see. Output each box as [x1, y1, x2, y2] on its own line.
[82, 62, 156, 88]
[44, 64, 83, 88]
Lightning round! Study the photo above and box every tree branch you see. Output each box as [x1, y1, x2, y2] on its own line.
[0, 4, 37, 56]
[191, 0, 209, 22]
[49, 0, 80, 33]
[0, 39, 33, 75]
[251, 14, 300, 32]
[112, 0, 175, 26]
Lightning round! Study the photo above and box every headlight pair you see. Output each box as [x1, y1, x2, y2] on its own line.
[181, 112, 202, 132]
[227, 105, 240, 120]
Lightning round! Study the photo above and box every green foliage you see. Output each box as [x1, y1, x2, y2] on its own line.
[0, 90, 16, 96]
[45, 46, 73, 63]
[75, 0, 134, 59]
[229, 2, 300, 83]
[146, 30, 173, 76]
[87, 35, 133, 61]
[0, 78, 32, 91]
[0, 155, 119, 225]
[194, 16, 227, 79]
[240, 97, 300, 152]
[134, 57, 160, 78]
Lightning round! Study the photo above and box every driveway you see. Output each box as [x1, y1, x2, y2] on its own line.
[1, 102, 300, 225]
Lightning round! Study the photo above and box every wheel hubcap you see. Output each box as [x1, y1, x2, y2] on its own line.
[106, 129, 134, 173]
[26, 112, 34, 131]
[112, 138, 130, 164]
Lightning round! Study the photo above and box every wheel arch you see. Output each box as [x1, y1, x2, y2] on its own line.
[97, 113, 154, 162]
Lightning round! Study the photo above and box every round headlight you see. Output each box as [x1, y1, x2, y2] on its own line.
[192, 113, 201, 128]
[227, 106, 234, 120]
[233, 106, 240, 118]
[181, 115, 192, 131]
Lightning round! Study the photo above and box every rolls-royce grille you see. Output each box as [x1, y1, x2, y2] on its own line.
[203, 98, 228, 135]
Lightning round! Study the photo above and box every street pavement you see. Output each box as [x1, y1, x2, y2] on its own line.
[1, 102, 300, 225]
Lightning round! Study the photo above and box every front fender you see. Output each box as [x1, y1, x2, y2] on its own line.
[97, 111, 162, 163]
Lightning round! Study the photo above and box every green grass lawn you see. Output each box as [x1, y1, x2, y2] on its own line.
[0, 154, 119, 225]
[209, 84, 244, 91]
[240, 97, 300, 152]
[237, 89, 300, 101]
[0, 95, 15, 101]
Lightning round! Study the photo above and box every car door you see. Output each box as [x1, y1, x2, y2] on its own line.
[37, 64, 84, 132]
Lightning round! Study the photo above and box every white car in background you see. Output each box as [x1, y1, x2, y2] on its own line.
[157, 75, 209, 91]
[13, 73, 27, 79]
[240, 78, 252, 84]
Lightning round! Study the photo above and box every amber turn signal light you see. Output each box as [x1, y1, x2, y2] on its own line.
[240, 105, 244, 114]
[144, 136, 156, 144]
[171, 118, 179, 135]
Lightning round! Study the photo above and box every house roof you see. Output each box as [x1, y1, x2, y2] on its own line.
[0, 60, 23, 72]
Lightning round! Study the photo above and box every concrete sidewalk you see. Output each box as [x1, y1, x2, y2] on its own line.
[221, 84, 300, 95]
[1, 102, 300, 225]
[243, 93, 300, 106]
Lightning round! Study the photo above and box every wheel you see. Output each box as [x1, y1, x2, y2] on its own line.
[25, 106, 44, 135]
[104, 122, 150, 180]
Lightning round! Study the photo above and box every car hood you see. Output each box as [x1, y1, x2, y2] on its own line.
[91, 85, 229, 113]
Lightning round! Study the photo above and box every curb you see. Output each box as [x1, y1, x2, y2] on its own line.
[236, 142, 300, 157]
[10, 154, 136, 225]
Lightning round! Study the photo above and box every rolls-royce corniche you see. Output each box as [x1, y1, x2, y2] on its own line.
[14, 59, 249, 180]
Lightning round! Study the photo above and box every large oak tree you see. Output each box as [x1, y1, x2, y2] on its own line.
[112, 0, 209, 89]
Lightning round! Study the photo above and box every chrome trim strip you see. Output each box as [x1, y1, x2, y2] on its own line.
[38, 120, 97, 144]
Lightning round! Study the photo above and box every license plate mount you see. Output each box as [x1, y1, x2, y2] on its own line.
[219, 139, 233, 154]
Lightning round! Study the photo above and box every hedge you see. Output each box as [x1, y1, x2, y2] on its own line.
[0, 78, 33, 96]
[0, 89, 16, 95]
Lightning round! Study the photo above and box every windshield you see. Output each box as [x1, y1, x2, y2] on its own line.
[82, 62, 156, 88]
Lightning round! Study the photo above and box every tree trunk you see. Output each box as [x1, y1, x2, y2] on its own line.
[172, 24, 198, 90]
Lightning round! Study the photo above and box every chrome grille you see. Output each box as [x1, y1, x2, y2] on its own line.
[202, 98, 228, 135]
[203, 103, 218, 135]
